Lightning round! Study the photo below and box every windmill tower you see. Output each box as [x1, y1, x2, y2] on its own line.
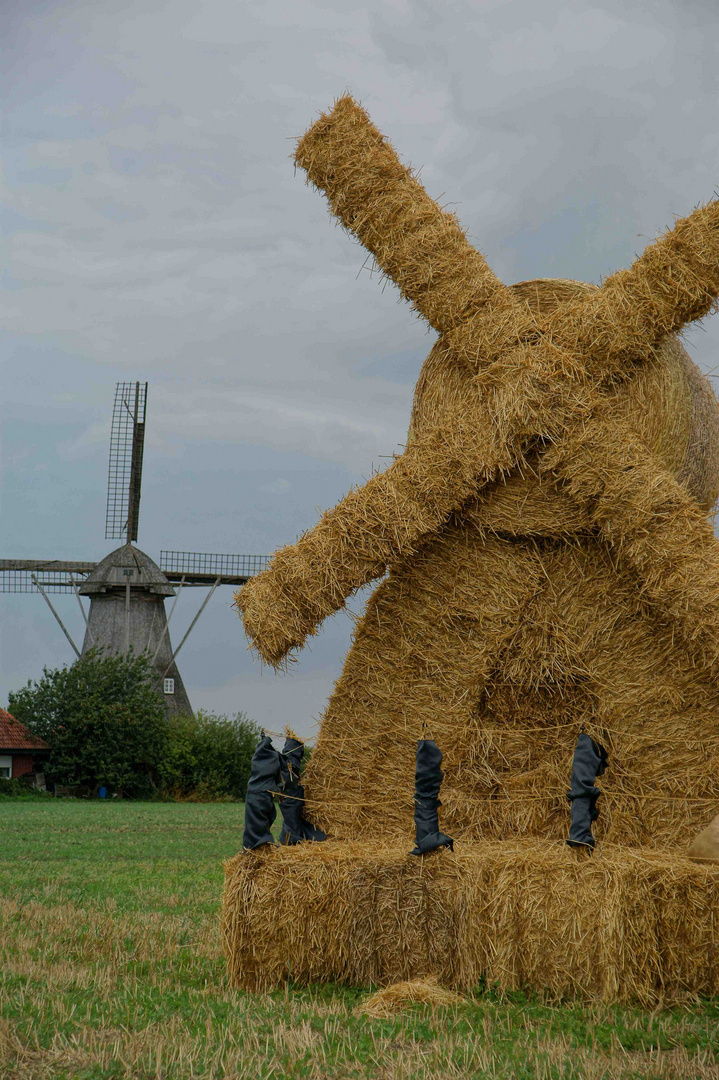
[1, 382, 268, 714]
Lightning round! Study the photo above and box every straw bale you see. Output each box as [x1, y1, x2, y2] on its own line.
[355, 976, 466, 1017]
[688, 813, 719, 863]
[222, 840, 719, 1003]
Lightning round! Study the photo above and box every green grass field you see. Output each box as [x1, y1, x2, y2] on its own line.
[1, 801, 717, 1079]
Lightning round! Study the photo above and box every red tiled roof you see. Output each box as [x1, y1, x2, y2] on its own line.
[0, 708, 51, 751]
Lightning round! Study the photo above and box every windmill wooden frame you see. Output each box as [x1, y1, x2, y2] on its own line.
[2, 383, 268, 712]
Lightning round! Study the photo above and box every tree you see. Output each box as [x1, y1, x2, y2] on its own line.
[159, 710, 259, 799]
[9, 650, 167, 797]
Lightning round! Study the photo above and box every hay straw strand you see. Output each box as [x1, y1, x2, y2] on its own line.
[355, 976, 466, 1017]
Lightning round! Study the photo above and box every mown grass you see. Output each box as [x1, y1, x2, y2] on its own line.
[0, 801, 717, 1079]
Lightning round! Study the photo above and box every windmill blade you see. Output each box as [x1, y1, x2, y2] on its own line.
[159, 550, 269, 586]
[0, 559, 96, 593]
[106, 381, 148, 542]
[294, 95, 523, 349]
[548, 412, 719, 679]
[545, 199, 719, 381]
[127, 382, 146, 543]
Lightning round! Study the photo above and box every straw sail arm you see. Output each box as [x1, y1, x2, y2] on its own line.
[235, 393, 529, 667]
[550, 412, 719, 676]
[235, 335, 609, 669]
[557, 201, 719, 377]
[294, 95, 523, 342]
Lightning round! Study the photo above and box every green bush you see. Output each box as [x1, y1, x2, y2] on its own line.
[8, 650, 167, 798]
[8, 651, 262, 801]
[0, 778, 52, 800]
[159, 711, 260, 800]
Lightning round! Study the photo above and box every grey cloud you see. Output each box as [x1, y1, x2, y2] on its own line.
[4, 0, 719, 725]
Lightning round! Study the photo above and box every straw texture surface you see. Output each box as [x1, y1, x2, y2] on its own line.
[302, 527, 719, 848]
[222, 840, 719, 1003]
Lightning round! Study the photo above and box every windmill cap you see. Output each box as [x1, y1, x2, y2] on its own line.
[79, 543, 175, 596]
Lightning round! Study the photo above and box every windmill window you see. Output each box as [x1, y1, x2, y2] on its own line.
[163, 678, 175, 695]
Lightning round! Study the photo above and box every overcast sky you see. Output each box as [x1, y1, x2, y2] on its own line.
[3, 0, 719, 739]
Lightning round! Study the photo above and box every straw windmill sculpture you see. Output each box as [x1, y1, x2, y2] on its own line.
[236, 96, 719, 855]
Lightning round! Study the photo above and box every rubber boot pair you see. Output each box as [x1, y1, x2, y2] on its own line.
[242, 733, 327, 849]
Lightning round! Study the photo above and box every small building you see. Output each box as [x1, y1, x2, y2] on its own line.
[0, 707, 51, 781]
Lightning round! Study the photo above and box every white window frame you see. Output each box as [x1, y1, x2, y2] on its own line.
[0, 755, 12, 780]
[163, 678, 175, 695]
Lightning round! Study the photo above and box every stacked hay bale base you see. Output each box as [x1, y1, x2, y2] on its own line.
[222, 840, 719, 1002]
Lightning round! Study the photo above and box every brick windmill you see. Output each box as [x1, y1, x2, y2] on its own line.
[1, 382, 267, 712]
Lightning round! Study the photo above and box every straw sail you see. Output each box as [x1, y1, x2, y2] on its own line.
[238, 101, 719, 672]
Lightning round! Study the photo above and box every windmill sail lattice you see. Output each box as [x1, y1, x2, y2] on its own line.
[160, 551, 269, 580]
[106, 381, 147, 543]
